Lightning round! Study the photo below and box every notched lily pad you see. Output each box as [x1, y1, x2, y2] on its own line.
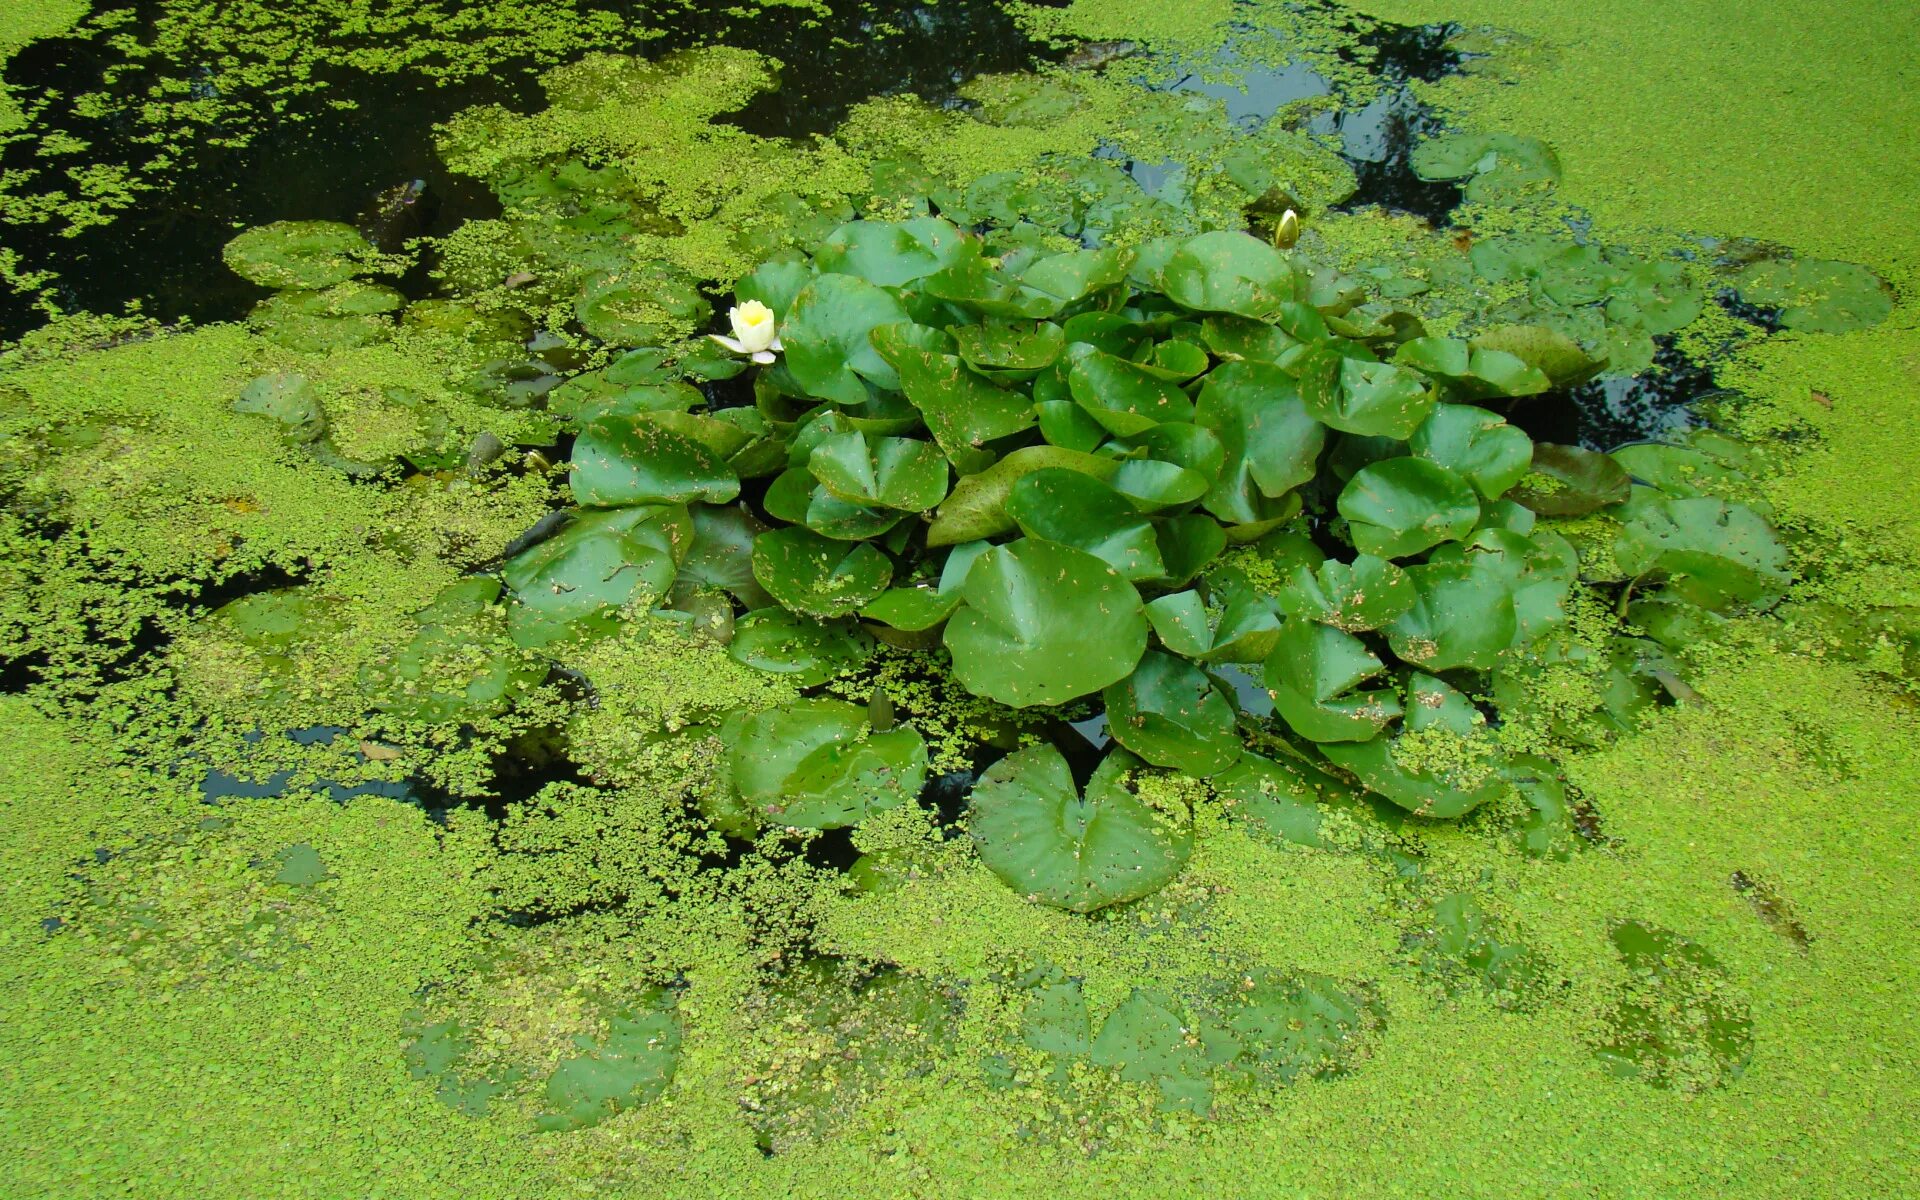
[730, 698, 928, 829]
[967, 745, 1193, 912]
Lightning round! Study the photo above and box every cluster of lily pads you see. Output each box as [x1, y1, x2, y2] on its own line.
[496, 214, 1789, 912]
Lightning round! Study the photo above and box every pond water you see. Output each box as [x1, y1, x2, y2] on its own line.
[3, 1, 1913, 1196]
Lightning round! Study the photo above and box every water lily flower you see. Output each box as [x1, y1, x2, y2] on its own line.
[1274, 208, 1301, 249]
[709, 299, 783, 363]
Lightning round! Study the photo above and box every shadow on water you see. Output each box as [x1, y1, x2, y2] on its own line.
[0, 0, 1061, 342]
[1504, 340, 1719, 451]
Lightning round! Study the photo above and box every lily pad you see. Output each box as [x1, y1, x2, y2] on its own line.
[944, 538, 1147, 707]
[1161, 230, 1301, 320]
[815, 217, 969, 287]
[537, 994, 682, 1132]
[1386, 558, 1520, 672]
[1143, 588, 1281, 664]
[751, 527, 894, 618]
[571, 413, 740, 507]
[730, 699, 927, 829]
[1103, 651, 1243, 776]
[782, 274, 911, 403]
[1509, 443, 1630, 516]
[223, 220, 387, 290]
[1614, 494, 1789, 611]
[1337, 458, 1480, 559]
[1195, 361, 1326, 521]
[1066, 347, 1196, 436]
[1005, 469, 1165, 580]
[728, 609, 873, 685]
[1409, 404, 1534, 499]
[807, 431, 949, 511]
[1300, 350, 1436, 440]
[927, 446, 1118, 547]
[503, 506, 691, 648]
[1278, 554, 1417, 632]
[1264, 618, 1403, 744]
[871, 323, 1037, 463]
[967, 745, 1193, 912]
[1728, 257, 1893, 333]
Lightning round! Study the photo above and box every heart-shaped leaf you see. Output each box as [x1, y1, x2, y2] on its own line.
[503, 506, 692, 648]
[1161, 230, 1301, 319]
[815, 217, 969, 287]
[1728, 257, 1893, 333]
[944, 538, 1147, 707]
[782, 274, 911, 403]
[751, 527, 894, 617]
[1321, 675, 1512, 818]
[952, 320, 1066, 376]
[1277, 554, 1417, 632]
[1103, 650, 1243, 776]
[871, 323, 1037, 463]
[1195, 361, 1326, 521]
[968, 745, 1192, 912]
[1300, 350, 1436, 439]
[1394, 338, 1551, 400]
[1409, 404, 1534, 500]
[1614, 494, 1789, 612]
[731, 698, 928, 828]
[1469, 325, 1604, 388]
[1005, 469, 1165, 580]
[807, 430, 950, 511]
[223, 220, 389, 290]
[571, 413, 741, 507]
[1337, 458, 1480, 559]
[1386, 557, 1519, 672]
[728, 608, 873, 685]
[1264, 618, 1402, 743]
[1144, 589, 1282, 663]
[1510, 443, 1630, 516]
[1067, 346, 1196, 436]
[927, 446, 1119, 546]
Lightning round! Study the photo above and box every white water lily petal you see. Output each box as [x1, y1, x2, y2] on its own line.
[709, 333, 750, 354]
[728, 300, 780, 354]
[751, 350, 777, 364]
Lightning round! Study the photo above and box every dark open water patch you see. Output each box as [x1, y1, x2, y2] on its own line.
[0, 0, 1061, 343]
[1505, 340, 1720, 451]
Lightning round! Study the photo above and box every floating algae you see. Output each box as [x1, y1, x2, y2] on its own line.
[3, 2, 1919, 1197]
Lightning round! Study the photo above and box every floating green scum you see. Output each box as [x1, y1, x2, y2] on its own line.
[2, 0, 1918, 1196]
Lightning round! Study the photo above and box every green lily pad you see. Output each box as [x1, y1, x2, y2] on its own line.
[576, 263, 710, 346]
[967, 745, 1193, 912]
[503, 506, 692, 649]
[1320, 675, 1512, 818]
[1278, 554, 1417, 632]
[571, 413, 740, 507]
[1102, 651, 1243, 776]
[1614, 493, 1789, 612]
[1728, 257, 1893, 333]
[951, 320, 1066, 376]
[1411, 132, 1560, 204]
[1264, 618, 1402, 744]
[728, 609, 873, 685]
[1510, 443, 1631, 517]
[1394, 337, 1552, 400]
[871, 323, 1037, 463]
[1386, 557, 1520, 671]
[944, 538, 1147, 707]
[751, 527, 894, 618]
[1607, 260, 1705, 336]
[1089, 989, 1213, 1113]
[815, 217, 969, 287]
[536, 993, 682, 1132]
[1021, 246, 1134, 302]
[1143, 589, 1281, 664]
[1409, 404, 1534, 499]
[1593, 921, 1754, 1090]
[1161, 230, 1301, 320]
[1066, 346, 1196, 436]
[927, 446, 1119, 547]
[233, 372, 326, 444]
[807, 430, 949, 511]
[223, 220, 388, 290]
[1337, 458, 1480, 559]
[782, 274, 912, 404]
[1195, 361, 1326, 522]
[730, 698, 928, 829]
[1005, 469, 1165, 580]
[1469, 325, 1605, 388]
[1300, 350, 1436, 440]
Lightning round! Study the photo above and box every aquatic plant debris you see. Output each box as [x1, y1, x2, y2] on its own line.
[3, 1, 1920, 1197]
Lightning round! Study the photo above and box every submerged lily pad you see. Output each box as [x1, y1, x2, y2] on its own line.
[503, 506, 691, 648]
[1727, 257, 1893, 333]
[223, 220, 391, 290]
[968, 745, 1192, 912]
